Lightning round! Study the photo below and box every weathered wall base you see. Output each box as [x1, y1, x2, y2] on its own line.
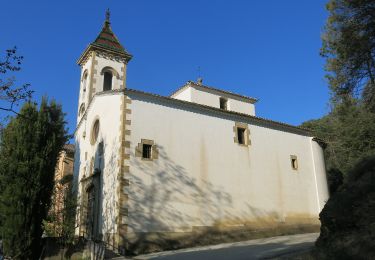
[125, 221, 320, 255]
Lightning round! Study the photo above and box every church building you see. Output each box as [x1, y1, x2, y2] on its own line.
[73, 11, 329, 253]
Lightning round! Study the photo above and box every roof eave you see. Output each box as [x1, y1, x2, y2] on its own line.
[128, 88, 311, 135]
[312, 137, 328, 149]
[77, 44, 133, 65]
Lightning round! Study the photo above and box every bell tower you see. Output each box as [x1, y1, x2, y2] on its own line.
[76, 9, 132, 123]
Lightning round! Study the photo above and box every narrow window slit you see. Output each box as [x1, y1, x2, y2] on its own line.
[142, 144, 152, 159]
[237, 128, 245, 145]
[220, 97, 228, 110]
[291, 155, 298, 170]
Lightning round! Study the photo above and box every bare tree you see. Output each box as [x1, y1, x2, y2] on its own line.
[0, 47, 33, 115]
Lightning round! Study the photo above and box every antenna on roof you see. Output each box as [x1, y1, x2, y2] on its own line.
[197, 66, 203, 85]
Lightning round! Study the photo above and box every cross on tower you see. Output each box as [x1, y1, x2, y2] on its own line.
[105, 8, 110, 23]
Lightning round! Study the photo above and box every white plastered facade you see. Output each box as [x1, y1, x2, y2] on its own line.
[74, 93, 123, 237]
[171, 82, 256, 116]
[73, 22, 329, 252]
[126, 90, 328, 234]
[74, 48, 129, 247]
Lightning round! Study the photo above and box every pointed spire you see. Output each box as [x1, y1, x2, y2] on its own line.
[77, 9, 133, 64]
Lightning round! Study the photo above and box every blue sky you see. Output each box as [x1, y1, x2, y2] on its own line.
[1, 0, 330, 135]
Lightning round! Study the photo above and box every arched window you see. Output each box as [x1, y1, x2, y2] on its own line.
[103, 71, 113, 91]
[91, 119, 100, 145]
[79, 103, 85, 116]
[82, 70, 88, 98]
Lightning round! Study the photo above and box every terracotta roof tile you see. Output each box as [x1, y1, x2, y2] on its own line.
[91, 20, 130, 56]
[77, 11, 132, 65]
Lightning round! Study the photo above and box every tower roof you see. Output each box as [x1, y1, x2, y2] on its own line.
[77, 9, 132, 65]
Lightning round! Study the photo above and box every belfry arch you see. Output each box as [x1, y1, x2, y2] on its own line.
[101, 67, 120, 91]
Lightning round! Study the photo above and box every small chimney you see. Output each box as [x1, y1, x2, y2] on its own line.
[197, 77, 203, 85]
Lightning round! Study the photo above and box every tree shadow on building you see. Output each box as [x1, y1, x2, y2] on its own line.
[70, 137, 121, 256]
[124, 144, 319, 255]
[126, 145, 236, 254]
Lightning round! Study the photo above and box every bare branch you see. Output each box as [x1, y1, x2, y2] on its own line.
[0, 47, 33, 116]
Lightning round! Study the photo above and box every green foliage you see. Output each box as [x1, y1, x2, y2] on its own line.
[44, 174, 77, 246]
[321, 0, 375, 108]
[301, 100, 375, 175]
[311, 1, 375, 257]
[303, 0, 375, 177]
[60, 185, 77, 245]
[0, 98, 68, 259]
[315, 156, 375, 259]
[326, 168, 344, 194]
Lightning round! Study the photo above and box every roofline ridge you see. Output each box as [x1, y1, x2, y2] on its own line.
[127, 88, 310, 135]
[170, 81, 258, 103]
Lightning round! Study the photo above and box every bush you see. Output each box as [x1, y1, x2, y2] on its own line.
[315, 156, 375, 259]
[327, 168, 344, 194]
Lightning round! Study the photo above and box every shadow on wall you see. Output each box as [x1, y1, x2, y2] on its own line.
[129, 145, 232, 231]
[99, 138, 120, 247]
[72, 137, 121, 249]
[72, 141, 81, 235]
[72, 137, 318, 256]
[125, 145, 300, 254]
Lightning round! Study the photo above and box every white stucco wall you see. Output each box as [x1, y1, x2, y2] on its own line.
[228, 97, 256, 116]
[172, 84, 256, 116]
[126, 91, 328, 233]
[171, 87, 192, 102]
[93, 55, 125, 92]
[77, 58, 93, 124]
[76, 54, 125, 124]
[310, 140, 330, 211]
[74, 93, 123, 237]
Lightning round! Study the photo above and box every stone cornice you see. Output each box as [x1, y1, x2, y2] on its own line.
[77, 45, 132, 66]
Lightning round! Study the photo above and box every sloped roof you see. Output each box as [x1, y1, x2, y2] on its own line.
[91, 18, 129, 55]
[77, 10, 132, 64]
[126, 88, 311, 136]
[75, 88, 320, 142]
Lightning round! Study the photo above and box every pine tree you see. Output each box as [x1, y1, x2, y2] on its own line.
[302, 0, 375, 175]
[301, 101, 375, 174]
[0, 98, 68, 259]
[321, 0, 375, 108]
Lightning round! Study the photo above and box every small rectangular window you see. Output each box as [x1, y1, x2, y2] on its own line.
[237, 128, 245, 144]
[142, 144, 152, 159]
[220, 97, 228, 110]
[291, 155, 298, 170]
